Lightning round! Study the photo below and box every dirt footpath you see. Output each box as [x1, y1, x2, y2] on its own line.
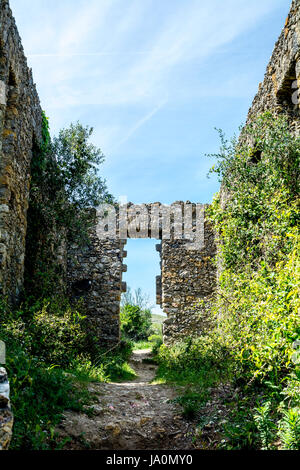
[58, 350, 196, 450]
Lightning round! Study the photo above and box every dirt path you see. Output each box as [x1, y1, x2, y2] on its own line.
[58, 350, 196, 450]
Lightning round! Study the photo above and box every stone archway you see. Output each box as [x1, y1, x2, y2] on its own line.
[67, 202, 216, 346]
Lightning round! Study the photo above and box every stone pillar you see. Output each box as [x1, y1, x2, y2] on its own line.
[161, 217, 216, 344]
[67, 223, 125, 347]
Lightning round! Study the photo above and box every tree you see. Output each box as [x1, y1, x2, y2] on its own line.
[25, 115, 114, 297]
[120, 305, 152, 340]
[121, 287, 153, 311]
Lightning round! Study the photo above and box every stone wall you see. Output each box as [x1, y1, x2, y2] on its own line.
[68, 203, 216, 346]
[160, 218, 216, 344]
[67, 213, 127, 346]
[0, 0, 42, 304]
[247, 0, 300, 132]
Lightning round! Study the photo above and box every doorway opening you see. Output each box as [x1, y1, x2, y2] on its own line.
[120, 239, 165, 350]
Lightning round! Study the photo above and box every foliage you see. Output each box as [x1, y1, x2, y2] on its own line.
[94, 340, 135, 382]
[32, 114, 113, 236]
[7, 347, 88, 450]
[206, 112, 300, 449]
[154, 336, 230, 425]
[0, 297, 134, 450]
[156, 335, 231, 386]
[208, 112, 299, 197]
[0, 297, 89, 367]
[0, 111, 136, 449]
[277, 407, 300, 450]
[27, 302, 88, 367]
[132, 333, 163, 353]
[173, 391, 207, 420]
[148, 334, 163, 354]
[155, 113, 299, 450]
[121, 287, 153, 311]
[120, 304, 152, 341]
[132, 339, 152, 350]
[220, 395, 259, 450]
[253, 402, 276, 450]
[25, 113, 113, 299]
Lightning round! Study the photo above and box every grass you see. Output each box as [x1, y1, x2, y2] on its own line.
[151, 314, 166, 324]
[154, 335, 300, 450]
[151, 337, 235, 438]
[0, 297, 138, 450]
[132, 340, 152, 350]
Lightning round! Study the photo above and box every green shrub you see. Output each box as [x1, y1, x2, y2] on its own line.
[278, 407, 300, 450]
[120, 304, 152, 340]
[173, 391, 207, 420]
[221, 398, 258, 450]
[28, 301, 87, 367]
[148, 334, 163, 354]
[156, 335, 231, 386]
[254, 402, 276, 450]
[5, 341, 88, 450]
[206, 112, 300, 449]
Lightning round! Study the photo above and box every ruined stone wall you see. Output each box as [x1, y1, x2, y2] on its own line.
[67, 215, 127, 346]
[0, 0, 42, 303]
[247, 0, 300, 132]
[68, 203, 216, 346]
[160, 218, 216, 344]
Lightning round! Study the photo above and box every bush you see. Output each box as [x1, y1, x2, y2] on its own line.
[148, 334, 163, 354]
[120, 304, 152, 341]
[156, 335, 231, 386]
[7, 346, 86, 450]
[206, 112, 300, 449]
[0, 297, 90, 368]
[156, 113, 300, 450]
[29, 304, 87, 367]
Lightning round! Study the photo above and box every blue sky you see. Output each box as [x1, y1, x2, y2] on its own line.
[10, 0, 290, 314]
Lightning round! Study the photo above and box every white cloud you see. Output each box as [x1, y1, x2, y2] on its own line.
[108, 99, 167, 152]
[11, 0, 286, 149]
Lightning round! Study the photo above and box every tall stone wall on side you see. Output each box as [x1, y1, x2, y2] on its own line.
[247, 0, 300, 131]
[67, 216, 127, 347]
[0, 0, 42, 303]
[0, 1, 42, 450]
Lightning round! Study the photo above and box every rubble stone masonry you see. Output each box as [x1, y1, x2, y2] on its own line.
[247, 0, 300, 132]
[0, 0, 42, 303]
[67, 203, 216, 346]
